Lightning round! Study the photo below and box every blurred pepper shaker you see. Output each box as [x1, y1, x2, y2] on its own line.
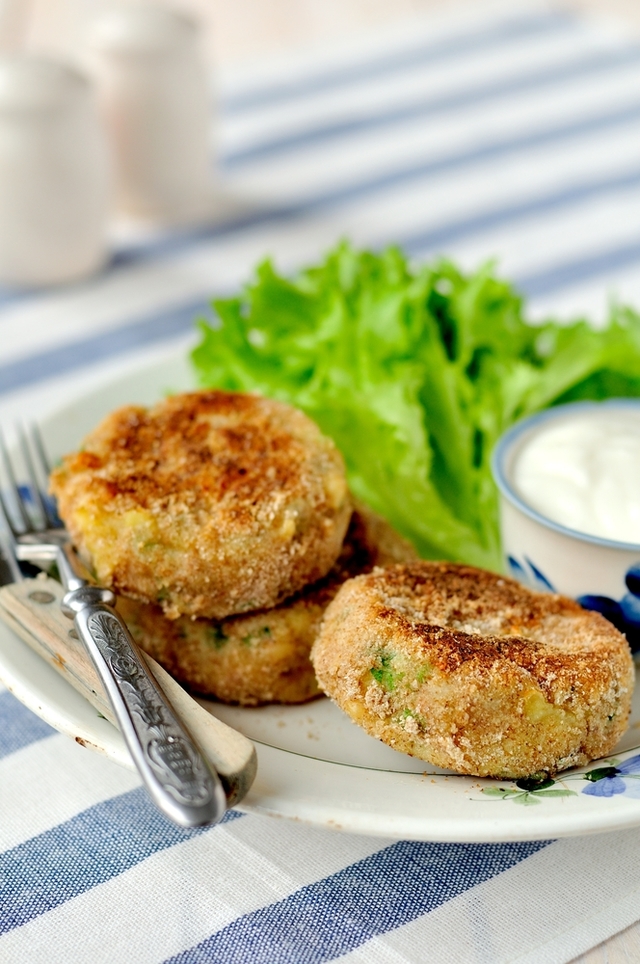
[0, 57, 110, 286]
[85, 3, 214, 225]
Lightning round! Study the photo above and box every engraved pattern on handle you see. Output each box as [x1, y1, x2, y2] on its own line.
[87, 610, 214, 807]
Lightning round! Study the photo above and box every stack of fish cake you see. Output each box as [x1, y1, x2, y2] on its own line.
[50, 389, 415, 705]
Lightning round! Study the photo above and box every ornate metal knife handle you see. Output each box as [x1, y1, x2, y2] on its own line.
[59, 553, 226, 828]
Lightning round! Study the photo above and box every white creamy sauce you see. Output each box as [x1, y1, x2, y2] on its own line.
[512, 407, 640, 544]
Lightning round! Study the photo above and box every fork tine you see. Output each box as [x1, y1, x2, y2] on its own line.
[31, 423, 51, 475]
[28, 423, 60, 528]
[0, 427, 30, 531]
[17, 424, 49, 529]
[0, 523, 23, 583]
[0, 495, 46, 581]
[0, 484, 18, 544]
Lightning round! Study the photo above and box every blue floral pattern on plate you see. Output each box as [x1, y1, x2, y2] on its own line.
[479, 754, 640, 804]
[581, 754, 640, 798]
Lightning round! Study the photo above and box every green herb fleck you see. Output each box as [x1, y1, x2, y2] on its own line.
[207, 626, 229, 649]
[370, 653, 397, 691]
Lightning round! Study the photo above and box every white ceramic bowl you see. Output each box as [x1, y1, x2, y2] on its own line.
[492, 399, 640, 650]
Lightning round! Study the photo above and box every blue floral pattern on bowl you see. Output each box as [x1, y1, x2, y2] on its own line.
[507, 555, 556, 592]
[508, 556, 640, 653]
[578, 563, 640, 653]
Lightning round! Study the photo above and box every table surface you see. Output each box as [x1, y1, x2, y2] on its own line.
[11, 1, 640, 960]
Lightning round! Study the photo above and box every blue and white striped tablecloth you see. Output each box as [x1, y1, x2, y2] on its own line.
[4, 3, 640, 960]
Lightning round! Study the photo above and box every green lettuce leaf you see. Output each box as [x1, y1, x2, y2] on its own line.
[191, 241, 640, 570]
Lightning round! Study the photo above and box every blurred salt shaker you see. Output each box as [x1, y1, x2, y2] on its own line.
[0, 56, 110, 286]
[85, 3, 213, 225]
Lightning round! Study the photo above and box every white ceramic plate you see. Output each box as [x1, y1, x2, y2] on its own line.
[3, 355, 640, 842]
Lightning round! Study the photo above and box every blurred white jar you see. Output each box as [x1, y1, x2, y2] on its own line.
[85, 3, 213, 225]
[0, 56, 110, 286]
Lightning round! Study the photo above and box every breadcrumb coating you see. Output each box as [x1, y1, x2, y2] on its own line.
[311, 562, 635, 778]
[50, 390, 351, 619]
[116, 503, 417, 705]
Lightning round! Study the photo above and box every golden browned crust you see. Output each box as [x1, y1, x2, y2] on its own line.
[50, 390, 351, 619]
[117, 503, 417, 705]
[311, 562, 635, 778]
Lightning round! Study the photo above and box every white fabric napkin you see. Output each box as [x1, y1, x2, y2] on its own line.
[3, 692, 640, 964]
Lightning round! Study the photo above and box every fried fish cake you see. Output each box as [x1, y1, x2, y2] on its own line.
[116, 504, 417, 705]
[311, 562, 634, 778]
[50, 390, 351, 620]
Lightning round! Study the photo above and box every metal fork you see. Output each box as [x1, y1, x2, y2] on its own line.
[0, 425, 227, 829]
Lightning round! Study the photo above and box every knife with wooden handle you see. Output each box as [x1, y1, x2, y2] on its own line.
[0, 574, 257, 808]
